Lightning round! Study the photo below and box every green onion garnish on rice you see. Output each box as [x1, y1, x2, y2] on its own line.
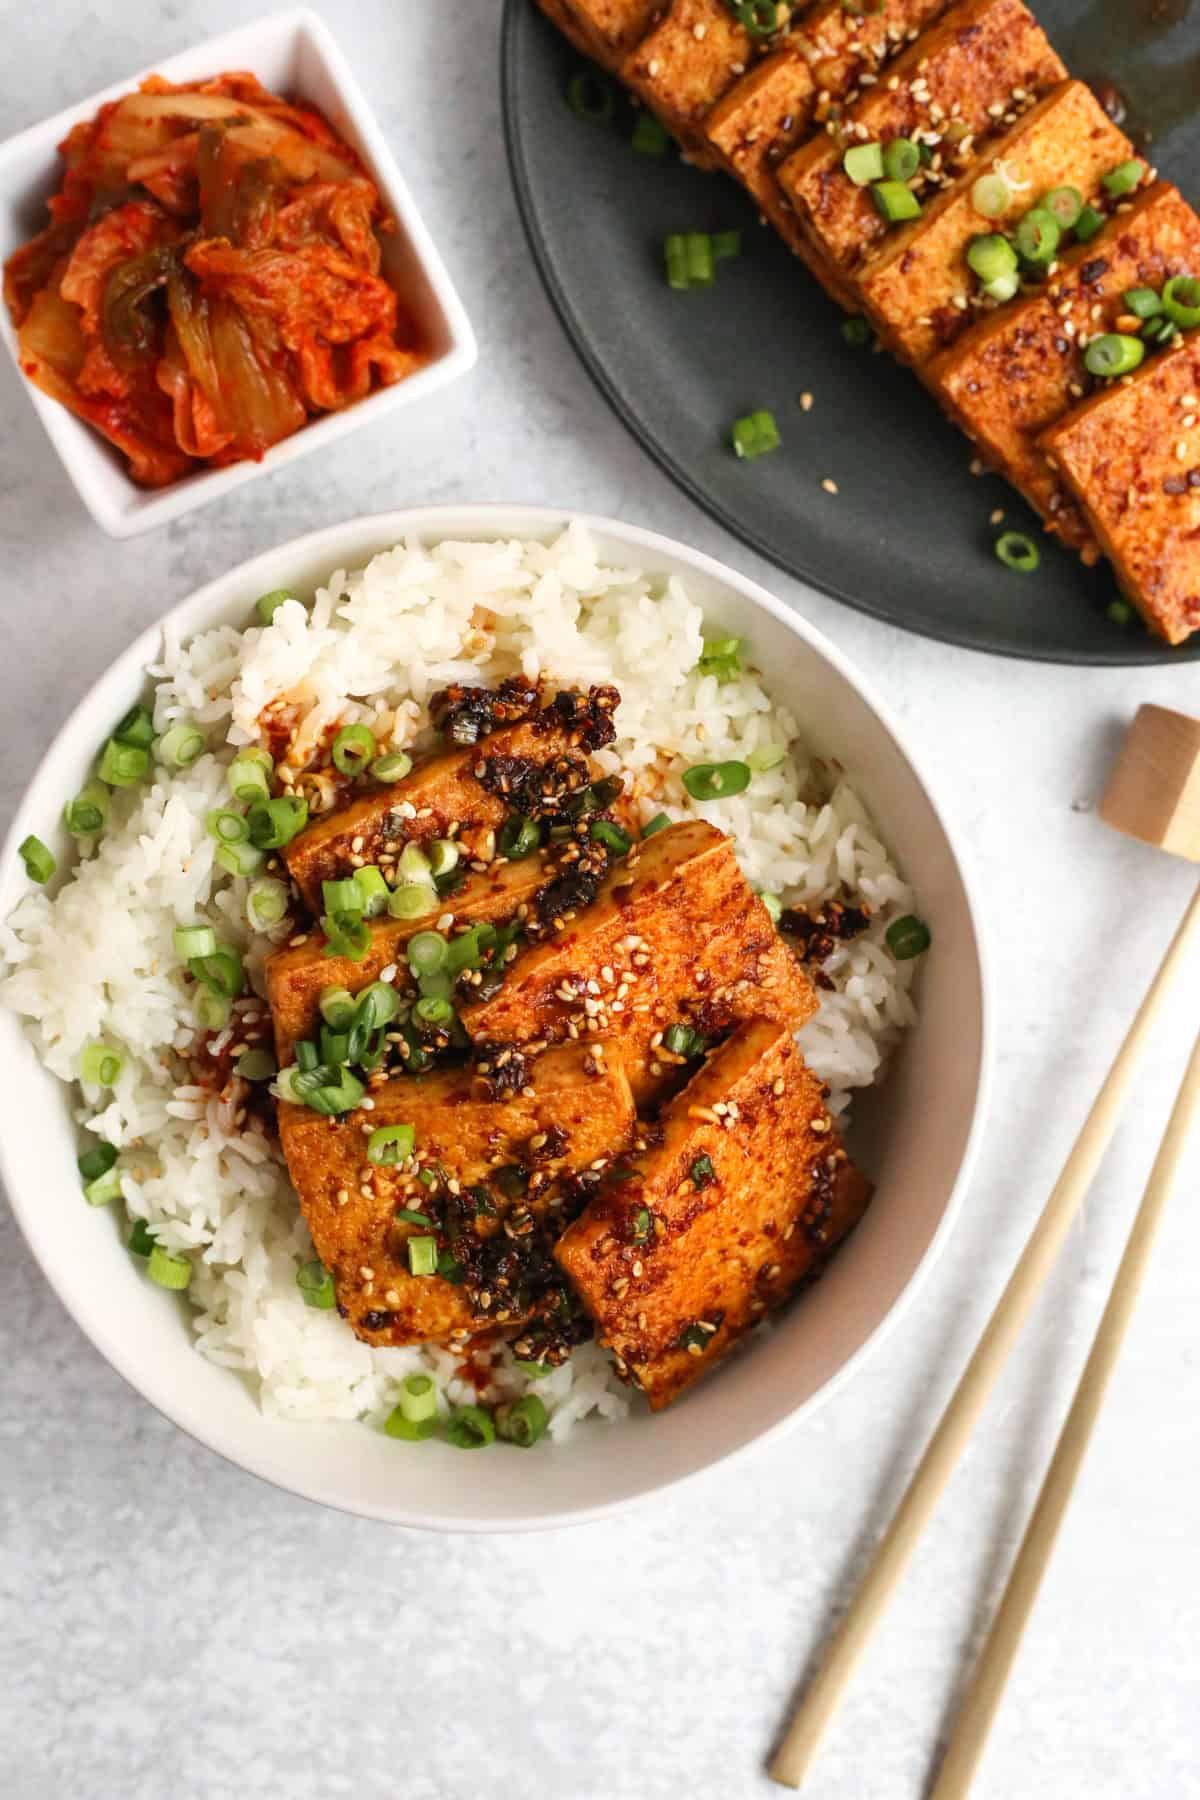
[697, 634, 743, 683]
[19, 835, 55, 883]
[496, 1395, 548, 1449]
[746, 744, 786, 772]
[296, 1259, 336, 1309]
[236, 1049, 276, 1082]
[445, 1403, 496, 1449]
[77, 1141, 117, 1181]
[113, 703, 155, 750]
[370, 750, 412, 783]
[331, 723, 375, 775]
[188, 946, 244, 999]
[127, 1218, 156, 1258]
[80, 1040, 123, 1087]
[384, 1409, 438, 1441]
[228, 750, 272, 803]
[84, 1166, 124, 1206]
[246, 795, 307, 849]
[63, 781, 110, 835]
[760, 891, 783, 922]
[207, 808, 249, 846]
[682, 760, 751, 801]
[174, 924, 217, 959]
[255, 588, 297, 625]
[398, 1372, 437, 1425]
[194, 989, 231, 1033]
[147, 1246, 192, 1291]
[246, 876, 289, 930]
[215, 841, 265, 878]
[885, 914, 932, 960]
[97, 738, 150, 787]
[157, 722, 206, 769]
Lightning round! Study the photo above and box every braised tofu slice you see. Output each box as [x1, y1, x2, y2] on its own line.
[703, 46, 817, 233]
[279, 1043, 636, 1348]
[459, 820, 817, 1097]
[859, 81, 1131, 366]
[1038, 338, 1200, 646]
[536, 0, 660, 68]
[265, 856, 553, 1064]
[555, 1018, 870, 1409]
[930, 183, 1200, 553]
[621, 0, 753, 162]
[775, 0, 1065, 283]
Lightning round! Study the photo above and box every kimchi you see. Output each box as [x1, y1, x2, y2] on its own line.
[3, 71, 426, 486]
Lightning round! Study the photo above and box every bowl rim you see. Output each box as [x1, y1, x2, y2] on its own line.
[0, 8, 478, 538]
[0, 505, 994, 1529]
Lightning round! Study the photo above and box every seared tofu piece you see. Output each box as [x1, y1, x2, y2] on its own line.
[775, 0, 1065, 283]
[280, 1043, 636, 1348]
[555, 1017, 870, 1409]
[930, 183, 1200, 553]
[283, 717, 591, 911]
[1038, 337, 1200, 646]
[536, 0, 660, 68]
[265, 856, 553, 1064]
[621, 0, 754, 163]
[703, 46, 817, 232]
[859, 81, 1131, 366]
[460, 820, 817, 1098]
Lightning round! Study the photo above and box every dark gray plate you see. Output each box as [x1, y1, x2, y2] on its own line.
[501, 0, 1200, 663]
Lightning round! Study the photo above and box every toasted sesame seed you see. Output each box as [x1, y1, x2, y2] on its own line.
[799, 391, 814, 412]
[821, 477, 839, 495]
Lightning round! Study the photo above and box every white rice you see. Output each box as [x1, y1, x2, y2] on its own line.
[0, 524, 917, 1439]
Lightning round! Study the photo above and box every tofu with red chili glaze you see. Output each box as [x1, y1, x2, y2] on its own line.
[858, 80, 1131, 366]
[535, 0, 660, 68]
[282, 682, 620, 910]
[703, 46, 817, 233]
[265, 855, 553, 1064]
[279, 1043, 636, 1348]
[459, 820, 817, 1097]
[1037, 336, 1200, 646]
[774, 0, 1065, 285]
[554, 1017, 870, 1409]
[621, 0, 755, 164]
[930, 183, 1200, 553]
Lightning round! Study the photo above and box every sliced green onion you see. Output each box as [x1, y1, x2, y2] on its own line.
[1043, 184, 1083, 230]
[971, 171, 1012, 219]
[19, 835, 55, 883]
[685, 232, 715, 288]
[356, 982, 399, 1030]
[663, 1022, 705, 1057]
[682, 760, 751, 801]
[841, 316, 873, 346]
[713, 229, 741, 260]
[567, 68, 614, 125]
[1124, 286, 1163, 320]
[357, 867, 393, 919]
[194, 989, 231, 1033]
[128, 1218, 156, 1257]
[147, 1245, 191, 1291]
[331, 723, 375, 776]
[697, 633, 743, 683]
[189, 945, 244, 999]
[247, 795, 307, 849]
[228, 752, 272, 803]
[1085, 333, 1145, 378]
[515, 1358, 550, 1379]
[413, 995, 454, 1028]
[255, 588, 297, 625]
[445, 923, 497, 976]
[642, 812, 672, 836]
[370, 750, 413, 783]
[1074, 204, 1105, 243]
[236, 1049, 276, 1082]
[384, 1411, 438, 1441]
[297, 1259, 336, 1308]
[496, 1395, 548, 1449]
[427, 839, 459, 878]
[632, 110, 670, 154]
[1102, 158, 1145, 198]
[590, 818, 632, 854]
[760, 891, 783, 923]
[398, 843, 433, 884]
[731, 409, 780, 459]
[157, 722, 206, 769]
[207, 808, 249, 846]
[499, 814, 541, 860]
[321, 1027, 350, 1065]
[294, 1065, 365, 1116]
[665, 234, 690, 291]
[113, 703, 155, 749]
[173, 923, 217, 959]
[983, 271, 1020, 304]
[1107, 599, 1135, 628]
[1015, 206, 1060, 265]
[885, 913, 932, 959]
[882, 137, 919, 182]
[407, 1235, 438, 1277]
[80, 1040, 123, 1087]
[445, 1403, 495, 1449]
[318, 986, 357, 1030]
[84, 1166, 124, 1206]
[246, 876, 289, 931]
[215, 841, 265, 878]
[398, 1371, 438, 1423]
[407, 931, 449, 978]
[843, 141, 884, 185]
[77, 1141, 117, 1181]
[1162, 274, 1200, 329]
[871, 180, 921, 223]
[967, 234, 1018, 284]
[63, 780, 110, 836]
[321, 911, 370, 961]
[395, 1207, 437, 1228]
[295, 1040, 319, 1073]
[1141, 316, 1179, 348]
[323, 879, 365, 918]
[387, 882, 436, 921]
[367, 1124, 416, 1166]
[97, 739, 150, 787]
[746, 744, 786, 772]
[995, 530, 1040, 573]
[690, 1152, 717, 1189]
[630, 1207, 653, 1245]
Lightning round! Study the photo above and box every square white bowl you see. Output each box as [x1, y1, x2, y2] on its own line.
[0, 9, 477, 537]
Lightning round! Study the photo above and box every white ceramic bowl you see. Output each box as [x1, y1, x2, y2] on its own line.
[0, 507, 990, 1530]
[0, 11, 476, 537]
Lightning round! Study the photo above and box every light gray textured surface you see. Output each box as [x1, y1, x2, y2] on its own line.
[1, 4, 1199, 1797]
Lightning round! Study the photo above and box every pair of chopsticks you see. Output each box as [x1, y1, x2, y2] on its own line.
[770, 703, 1200, 1796]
